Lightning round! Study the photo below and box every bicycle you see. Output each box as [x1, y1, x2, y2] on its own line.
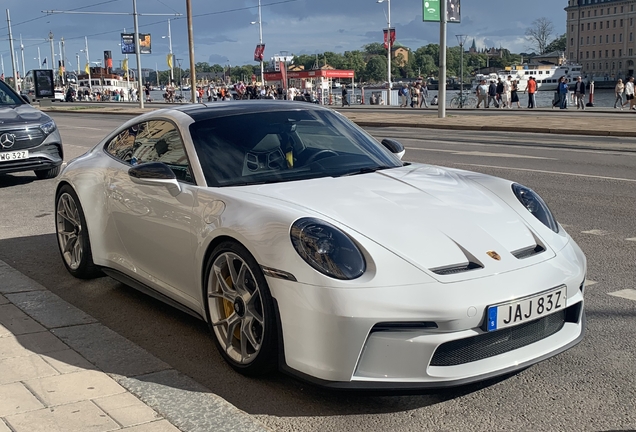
[450, 91, 477, 109]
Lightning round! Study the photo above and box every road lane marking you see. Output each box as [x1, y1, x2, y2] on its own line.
[608, 289, 636, 301]
[626, 238, 636, 242]
[405, 147, 557, 160]
[447, 163, 636, 183]
[586, 280, 598, 287]
[581, 229, 610, 236]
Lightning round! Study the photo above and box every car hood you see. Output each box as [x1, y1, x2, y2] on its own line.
[247, 164, 555, 281]
[0, 104, 50, 126]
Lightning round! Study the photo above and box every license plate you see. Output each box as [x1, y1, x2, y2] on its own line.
[0, 150, 29, 161]
[486, 286, 567, 332]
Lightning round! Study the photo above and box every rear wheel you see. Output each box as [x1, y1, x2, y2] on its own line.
[55, 185, 102, 279]
[204, 241, 277, 376]
[449, 97, 460, 109]
[35, 166, 60, 180]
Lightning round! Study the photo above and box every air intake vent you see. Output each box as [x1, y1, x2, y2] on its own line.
[431, 262, 483, 276]
[512, 244, 545, 259]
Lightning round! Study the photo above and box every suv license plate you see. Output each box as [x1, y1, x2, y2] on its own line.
[486, 286, 567, 332]
[0, 150, 29, 162]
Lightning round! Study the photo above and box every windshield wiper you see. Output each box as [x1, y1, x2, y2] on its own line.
[339, 166, 395, 177]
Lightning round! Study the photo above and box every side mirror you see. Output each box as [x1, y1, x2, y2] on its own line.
[381, 139, 406, 160]
[128, 162, 181, 197]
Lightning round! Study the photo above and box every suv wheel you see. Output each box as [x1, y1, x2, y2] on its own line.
[35, 166, 60, 180]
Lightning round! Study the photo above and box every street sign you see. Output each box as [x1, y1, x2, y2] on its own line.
[423, 0, 440, 22]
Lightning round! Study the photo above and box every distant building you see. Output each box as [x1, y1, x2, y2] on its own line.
[565, 0, 636, 78]
[467, 39, 505, 58]
[531, 51, 567, 66]
[391, 42, 410, 66]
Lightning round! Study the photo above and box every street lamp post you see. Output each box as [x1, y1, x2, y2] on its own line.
[162, 19, 173, 83]
[49, 32, 55, 72]
[456, 34, 468, 108]
[250, 0, 265, 87]
[377, 0, 391, 92]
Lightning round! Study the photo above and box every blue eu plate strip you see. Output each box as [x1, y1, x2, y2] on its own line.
[487, 307, 498, 332]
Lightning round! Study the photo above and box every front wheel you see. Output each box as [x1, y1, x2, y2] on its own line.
[204, 241, 278, 376]
[55, 185, 102, 279]
[449, 97, 460, 109]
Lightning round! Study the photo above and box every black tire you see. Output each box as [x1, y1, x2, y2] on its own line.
[55, 185, 102, 279]
[35, 166, 61, 180]
[204, 241, 278, 376]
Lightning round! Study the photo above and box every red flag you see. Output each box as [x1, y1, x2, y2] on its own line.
[279, 61, 287, 90]
[383, 28, 396, 49]
[254, 44, 265, 62]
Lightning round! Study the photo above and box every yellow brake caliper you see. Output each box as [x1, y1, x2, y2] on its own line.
[222, 276, 241, 340]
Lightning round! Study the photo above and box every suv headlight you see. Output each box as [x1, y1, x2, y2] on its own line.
[39, 120, 57, 136]
[290, 218, 366, 280]
[512, 183, 559, 233]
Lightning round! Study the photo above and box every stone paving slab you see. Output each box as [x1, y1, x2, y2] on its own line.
[6, 290, 98, 329]
[41, 349, 97, 374]
[24, 369, 126, 407]
[4, 400, 120, 432]
[117, 369, 271, 432]
[0, 261, 46, 294]
[0, 295, 8, 305]
[52, 323, 171, 377]
[0, 419, 11, 432]
[0, 354, 59, 385]
[121, 420, 181, 432]
[0, 332, 69, 359]
[0, 382, 44, 417]
[0, 304, 47, 336]
[93, 393, 163, 428]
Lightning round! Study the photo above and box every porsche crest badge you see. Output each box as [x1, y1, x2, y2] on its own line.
[487, 251, 501, 261]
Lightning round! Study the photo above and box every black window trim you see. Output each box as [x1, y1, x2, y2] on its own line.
[103, 117, 198, 186]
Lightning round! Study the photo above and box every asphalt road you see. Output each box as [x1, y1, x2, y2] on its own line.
[1, 113, 635, 432]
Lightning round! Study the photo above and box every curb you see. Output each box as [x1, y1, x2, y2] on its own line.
[0, 259, 270, 432]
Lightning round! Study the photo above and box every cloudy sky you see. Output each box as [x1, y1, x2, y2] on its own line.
[0, 0, 565, 74]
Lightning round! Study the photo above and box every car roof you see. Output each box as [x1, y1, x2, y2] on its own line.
[174, 101, 332, 122]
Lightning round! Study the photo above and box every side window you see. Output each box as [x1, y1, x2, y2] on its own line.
[130, 120, 193, 183]
[105, 124, 142, 163]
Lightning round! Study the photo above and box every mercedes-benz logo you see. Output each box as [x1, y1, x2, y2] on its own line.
[0, 133, 16, 149]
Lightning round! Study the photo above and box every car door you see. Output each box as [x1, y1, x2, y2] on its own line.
[105, 119, 198, 308]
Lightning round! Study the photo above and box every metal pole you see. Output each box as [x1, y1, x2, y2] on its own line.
[186, 0, 196, 103]
[61, 37, 66, 85]
[6, 10, 18, 90]
[438, 0, 447, 118]
[20, 35, 26, 89]
[49, 32, 55, 71]
[85, 36, 92, 97]
[258, 0, 264, 86]
[37, 47, 41, 68]
[387, 0, 391, 91]
[168, 19, 173, 83]
[133, 0, 144, 108]
[76, 53, 79, 75]
[1, 55, 4, 75]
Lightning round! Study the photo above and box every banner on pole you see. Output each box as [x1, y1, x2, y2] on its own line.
[121, 33, 152, 54]
[383, 28, 396, 49]
[254, 44, 265, 62]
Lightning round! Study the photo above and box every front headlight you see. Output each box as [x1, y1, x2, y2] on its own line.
[39, 120, 57, 136]
[512, 183, 559, 233]
[290, 218, 366, 280]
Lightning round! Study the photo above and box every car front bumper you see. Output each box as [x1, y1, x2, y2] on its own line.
[0, 130, 63, 175]
[269, 239, 586, 389]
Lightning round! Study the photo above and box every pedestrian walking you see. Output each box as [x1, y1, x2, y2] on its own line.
[399, 84, 408, 107]
[525, 77, 537, 108]
[487, 80, 499, 108]
[410, 84, 419, 108]
[558, 77, 569, 109]
[476, 79, 488, 108]
[614, 79, 625, 109]
[511, 80, 521, 108]
[496, 78, 504, 109]
[502, 75, 512, 109]
[341, 86, 350, 106]
[623, 77, 635, 110]
[573, 77, 586, 110]
[419, 82, 429, 108]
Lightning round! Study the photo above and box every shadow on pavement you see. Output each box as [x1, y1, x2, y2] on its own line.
[0, 233, 513, 418]
[0, 173, 37, 188]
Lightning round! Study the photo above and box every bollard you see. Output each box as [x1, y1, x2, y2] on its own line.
[361, 87, 365, 105]
[586, 81, 595, 107]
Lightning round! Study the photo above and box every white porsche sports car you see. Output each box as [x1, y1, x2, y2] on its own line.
[55, 102, 586, 389]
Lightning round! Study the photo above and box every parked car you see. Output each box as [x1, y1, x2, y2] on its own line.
[0, 79, 63, 179]
[55, 101, 586, 389]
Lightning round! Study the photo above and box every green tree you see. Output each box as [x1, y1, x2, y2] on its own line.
[364, 42, 387, 57]
[364, 55, 387, 82]
[525, 17, 555, 54]
[545, 34, 566, 53]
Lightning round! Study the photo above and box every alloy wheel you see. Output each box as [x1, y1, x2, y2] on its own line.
[208, 252, 265, 365]
[56, 192, 83, 270]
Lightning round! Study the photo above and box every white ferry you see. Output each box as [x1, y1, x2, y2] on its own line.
[77, 67, 134, 100]
[472, 64, 583, 92]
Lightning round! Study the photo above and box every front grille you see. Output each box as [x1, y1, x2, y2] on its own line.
[512, 244, 546, 259]
[430, 310, 566, 366]
[0, 127, 45, 150]
[431, 262, 482, 276]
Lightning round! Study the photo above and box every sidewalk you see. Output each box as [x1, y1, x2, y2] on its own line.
[39, 103, 636, 139]
[0, 260, 269, 432]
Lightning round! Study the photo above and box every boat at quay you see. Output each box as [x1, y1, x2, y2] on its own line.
[472, 64, 583, 92]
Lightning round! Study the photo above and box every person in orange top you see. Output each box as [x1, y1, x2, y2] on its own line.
[525, 77, 537, 109]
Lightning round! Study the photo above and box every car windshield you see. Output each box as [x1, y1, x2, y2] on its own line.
[0, 80, 25, 105]
[189, 109, 402, 187]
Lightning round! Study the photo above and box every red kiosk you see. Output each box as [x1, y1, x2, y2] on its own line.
[264, 67, 355, 105]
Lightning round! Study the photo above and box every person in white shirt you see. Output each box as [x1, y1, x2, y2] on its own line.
[502, 75, 512, 109]
[623, 76, 635, 110]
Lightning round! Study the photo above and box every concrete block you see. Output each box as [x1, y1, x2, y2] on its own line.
[6, 291, 97, 329]
[119, 420, 181, 432]
[0, 332, 68, 360]
[0, 261, 45, 295]
[41, 349, 97, 374]
[24, 369, 125, 407]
